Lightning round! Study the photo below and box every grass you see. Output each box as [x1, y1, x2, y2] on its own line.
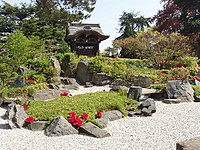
[26, 91, 139, 123]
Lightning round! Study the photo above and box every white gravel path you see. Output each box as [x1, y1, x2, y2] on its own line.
[1, 87, 200, 150]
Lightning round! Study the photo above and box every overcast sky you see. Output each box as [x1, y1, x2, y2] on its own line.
[1, 0, 163, 51]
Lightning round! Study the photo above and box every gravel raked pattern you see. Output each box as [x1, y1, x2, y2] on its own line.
[1, 91, 200, 149]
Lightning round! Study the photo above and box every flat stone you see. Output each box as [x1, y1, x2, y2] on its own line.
[95, 118, 109, 128]
[26, 121, 46, 131]
[79, 122, 111, 138]
[176, 136, 200, 150]
[127, 110, 141, 117]
[163, 99, 182, 104]
[33, 89, 69, 101]
[102, 110, 123, 121]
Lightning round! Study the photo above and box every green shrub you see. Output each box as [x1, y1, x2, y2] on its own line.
[180, 56, 199, 67]
[89, 57, 103, 73]
[26, 91, 139, 123]
[4, 83, 48, 98]
[192, 85, 200, 96]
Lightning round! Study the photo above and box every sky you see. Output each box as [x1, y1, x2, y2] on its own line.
[1, 0, 163, 51]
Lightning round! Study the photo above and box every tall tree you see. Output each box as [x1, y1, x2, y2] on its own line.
[154, 0, 200, 35]
[0, 0, 96, 52]
[154, 0, 200, 56]
[116, 11, 152, 40]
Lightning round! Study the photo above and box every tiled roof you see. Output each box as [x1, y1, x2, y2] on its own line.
[67, 23, 109, 41]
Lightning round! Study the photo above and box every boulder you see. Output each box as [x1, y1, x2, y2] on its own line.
[137, 98, 156, 116]
[111, 79, 128, 87]
[131, 75, 153, 88]
[60, 55, 75, 77]
[50, 56, 61, 77]
[102, 110, 123, 121]
[60, 77, 80, 90]
[92, 73, 112, 86]
[110, 79, 130, 91]
[76, 58, 92, 85]
[26, 121, 46, 131]
[128, 86, 142, 101]
[44, 116, 78, 137]
[79, 122, 111, 138]
[166, 80, 194, 102]
[33, 89, 69, 101]
[176, 136, 200, 150]
[95, 118, 109, 128]
[5, 104, 29, 129]
[162, 99, 182, 104]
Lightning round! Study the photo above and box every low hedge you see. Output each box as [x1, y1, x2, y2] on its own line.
[26, 91, 139, 123]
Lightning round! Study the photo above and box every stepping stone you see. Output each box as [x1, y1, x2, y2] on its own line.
[162, 99, 182, 104]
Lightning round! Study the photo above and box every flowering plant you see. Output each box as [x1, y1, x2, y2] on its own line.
[60, 92, 72, 97]
[67, 112, 88, 128]
[176, 63, 183, 67]
[23, 105, 30, 110]
[27, 79, 35, 84]
[25, 116, 36, 123]
[96, 111, 103, 118]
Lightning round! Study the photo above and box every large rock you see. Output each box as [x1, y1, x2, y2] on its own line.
[162, 99, 182, 104]
[44, 116, 78, 137]
[131, 75, 153, 88]
[137, 98, 156, 116]
[92, 73, 112, 86]
[102, 110, 123, 121]
[95, 118, 109, 128]
[79, 122, 111, 138]
[60, 77, 80, 90]
[110, 79, 129, 91]
[5, 104, 29, 129]
[26, 121, 46, 131]
[176, 136, 200, 150]
[76, 58, 92, 85]
[33, 89, 69, 101]
[50, 56, 61, 77]
[128, 86, 142, 101]
[166, 80, 194, 102]
[60, 54, 75, 77]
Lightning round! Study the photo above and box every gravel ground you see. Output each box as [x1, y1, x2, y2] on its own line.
[1, 87, 200, 150]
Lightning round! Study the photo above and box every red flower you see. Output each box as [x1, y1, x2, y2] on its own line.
[23, 105, 30, 110]
[198, 64, 200, 68]
[96, 111, 103, 118]
[60, 92, 73, 97]
[176, 63, 183, 67]
[27, 79, 34, 83]
[25, 116, 35, 123]
[68, 115, 75, 123]
[81, 113, 89, 119]
[73, 116, 83, 127]
[69, 112, 76, 116]
[194, 76, 200, 82]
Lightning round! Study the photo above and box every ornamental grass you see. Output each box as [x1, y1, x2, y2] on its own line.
[26, 91, 138, 123]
